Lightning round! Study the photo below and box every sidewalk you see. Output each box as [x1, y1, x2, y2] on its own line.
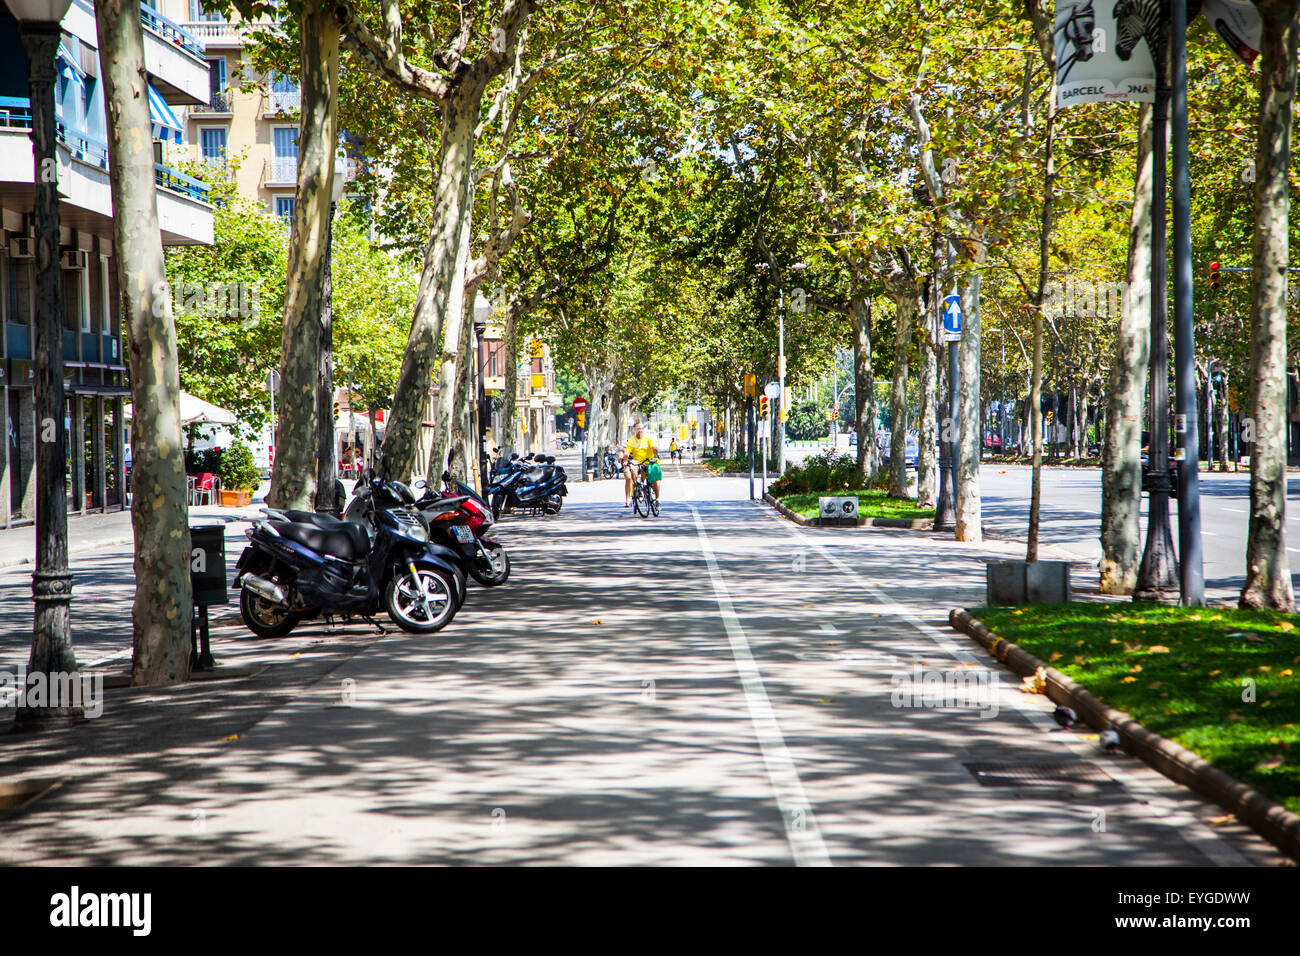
[0, 490, 270, 569]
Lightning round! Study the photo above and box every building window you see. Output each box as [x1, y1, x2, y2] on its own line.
[99, 256, 110, 335]
[206, 57, 228, 110]
[7, 257, 31, 325]
[269, 72, 299, 113]
[200, 126, 227, 164]
[80, 265, 91, 333]
[189, 0, 222, 21]
[270, 126, 298, 182]
[275, 196, 296, 222]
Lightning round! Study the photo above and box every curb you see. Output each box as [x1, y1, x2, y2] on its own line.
[762, 494, 934, 530]
[949, 607, 1300, 862]
[0, 536, 135, 570]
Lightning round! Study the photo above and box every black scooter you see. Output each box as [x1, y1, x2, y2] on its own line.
[234, 471, 465, 637]
[489, 453, 567, 519]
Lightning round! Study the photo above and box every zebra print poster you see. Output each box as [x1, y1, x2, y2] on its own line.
[1055, 1, 1157, 108]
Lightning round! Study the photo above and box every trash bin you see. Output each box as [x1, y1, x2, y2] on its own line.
[585, 455, 600, 477]
[189, 523, 228, 670]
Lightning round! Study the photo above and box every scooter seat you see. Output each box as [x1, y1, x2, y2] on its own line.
[276, 520, 369, 560]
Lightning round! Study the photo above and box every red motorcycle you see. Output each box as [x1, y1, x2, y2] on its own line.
[416, 473, 511, 587]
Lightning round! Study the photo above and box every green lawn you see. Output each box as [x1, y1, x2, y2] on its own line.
[974, 603, 1300, 813]
[703, 455, 777, 472]
[778, 490, 935, 521]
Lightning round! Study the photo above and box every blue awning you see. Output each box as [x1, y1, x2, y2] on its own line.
[57, 40, 85, 89]
[148, 83, 183, 145]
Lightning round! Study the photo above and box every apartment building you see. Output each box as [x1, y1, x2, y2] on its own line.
[176, 2, 311, 217]
[0, 1, 213, 528]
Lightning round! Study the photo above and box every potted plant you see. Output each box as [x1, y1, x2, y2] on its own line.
[217, 441, 259, 507]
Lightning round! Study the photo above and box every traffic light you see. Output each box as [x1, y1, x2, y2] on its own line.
[1209, 261, 1221, 292]
[333, 401, 340, 422]
[744, 374, 757, 398]
[759, 395, 770, 420]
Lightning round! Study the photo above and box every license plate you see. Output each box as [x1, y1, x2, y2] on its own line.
[452, 525, 475, 543]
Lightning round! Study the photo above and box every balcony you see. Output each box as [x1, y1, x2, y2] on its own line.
[263, 157, 297, 186]
[181, 20, 246, 47]
[266, 89, 300, 115]
[191, 91, 233, 115]
[0, 107, 213, 247]
[137, 2, 211, 106]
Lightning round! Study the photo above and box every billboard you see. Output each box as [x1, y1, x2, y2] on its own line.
[1202, 0, 1262, 67]
[1055, 0, 1156, 108]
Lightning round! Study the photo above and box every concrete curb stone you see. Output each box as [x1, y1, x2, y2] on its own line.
[949, 606, 1300, 862]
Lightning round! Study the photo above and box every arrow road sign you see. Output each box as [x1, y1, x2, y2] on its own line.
[942, 294, 962, 341]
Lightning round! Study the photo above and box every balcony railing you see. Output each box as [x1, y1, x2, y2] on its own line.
[264, 157, 297, 184]
[155, 163, 211, 202]
[140, 4, 207, 60]
[59, 123, 110, 169]
[0, 95, 32, 129]
[268, 89, 300, 114]
[191, 91, 233, 113]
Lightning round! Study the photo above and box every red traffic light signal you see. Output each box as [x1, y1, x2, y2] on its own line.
[1209, 261, 1221, 292]
[759, 395, 770, 419]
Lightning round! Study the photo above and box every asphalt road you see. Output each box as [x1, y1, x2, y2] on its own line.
[0, 457, 1284, 865]
[979, 464, 1300, 602]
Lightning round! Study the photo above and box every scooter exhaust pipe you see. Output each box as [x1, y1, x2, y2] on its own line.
[242, 573, 287, 607]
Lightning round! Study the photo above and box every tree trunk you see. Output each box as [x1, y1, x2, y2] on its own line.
[852, 298, 878, 477]
[918, 339, 938, 506]
[889, 289, 915, 498]
[501, 298, 520, 454]
[96, 0, 192, 685]
[1241, 0, 1299, 610]
[955, 272, 982, 541]
[1102, 102, 1154, 590]
[267, 1, 338, 509]
[1215, 376, 1230, 470]
[379, 81, 483, 482]
[429, 193, 479, 482]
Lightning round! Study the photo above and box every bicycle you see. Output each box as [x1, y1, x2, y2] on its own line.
[630, 459, 660, 518]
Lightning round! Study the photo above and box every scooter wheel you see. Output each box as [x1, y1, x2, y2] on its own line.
[239, 584, 301, 638]
[469, 543, 511, 587]
[385, 566, 459, 633]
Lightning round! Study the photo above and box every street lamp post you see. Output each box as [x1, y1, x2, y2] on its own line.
[758, 261, 804, 475]
[316, 151, 346, 513]
[12, 0, 78, 724]
[473, 292, 493, 499]
[1135, 3, 1179, 601]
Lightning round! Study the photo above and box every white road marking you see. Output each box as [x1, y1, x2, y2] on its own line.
[689, 505, 831, 867]
[765, 508, 1249, 867]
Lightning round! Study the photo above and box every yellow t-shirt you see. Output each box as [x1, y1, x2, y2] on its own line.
[626, 434, 656, 463]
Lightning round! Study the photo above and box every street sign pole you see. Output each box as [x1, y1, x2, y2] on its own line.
[1172, 0, 1203, 606]
[748, 396, 755, 500]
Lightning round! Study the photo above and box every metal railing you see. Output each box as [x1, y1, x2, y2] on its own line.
[140, 4, 207, 60]
[58, 123, 110, 169]
[264, 157, 297, 184]
[191, 91, 233, 113]
[155, 163, 212, 203]
[0, 95, 33, 129]
[268, 89, 300, 113]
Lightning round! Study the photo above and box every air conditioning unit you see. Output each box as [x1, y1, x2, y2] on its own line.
[9, 237, 34, 259]
[60, 249, 87, 270]
[818, 496, 858, 526]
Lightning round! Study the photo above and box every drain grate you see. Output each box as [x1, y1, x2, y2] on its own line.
[964, 759, 1120, 789]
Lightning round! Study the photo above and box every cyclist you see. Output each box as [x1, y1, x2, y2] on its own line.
[624, 420, 662, 508]
[669, 437, 678, 462]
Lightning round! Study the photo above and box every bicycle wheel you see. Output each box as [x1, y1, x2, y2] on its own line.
[632, 483, 643, 517]
[649, 487, 660, 517]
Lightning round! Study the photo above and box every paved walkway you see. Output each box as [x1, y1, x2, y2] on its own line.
[0, 463, 1285, 865]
